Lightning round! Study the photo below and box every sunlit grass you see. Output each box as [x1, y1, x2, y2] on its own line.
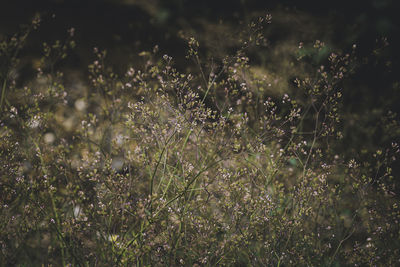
[0, 14, 399, 266]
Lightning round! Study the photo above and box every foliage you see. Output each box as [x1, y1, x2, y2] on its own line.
[0, 14, 399, 266]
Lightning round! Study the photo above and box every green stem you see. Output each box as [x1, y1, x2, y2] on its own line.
[33, 140, 67, 266]
[0, 79, 7, 112]
[149, 132, 176, 214]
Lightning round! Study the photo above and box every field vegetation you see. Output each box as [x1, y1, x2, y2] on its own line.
[1, 6, 399, 266]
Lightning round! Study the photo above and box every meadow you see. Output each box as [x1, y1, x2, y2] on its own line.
[1, 10, 399, 266]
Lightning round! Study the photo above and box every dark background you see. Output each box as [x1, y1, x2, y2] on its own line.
[1, 0, 398, 62]
[1, 0, 400, 164]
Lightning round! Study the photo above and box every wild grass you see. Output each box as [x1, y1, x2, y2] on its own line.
[0, 14, 399, 266]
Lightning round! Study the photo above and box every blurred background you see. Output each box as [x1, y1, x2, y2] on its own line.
[1, 0, 399, 172]
[1, 0, 398, 68]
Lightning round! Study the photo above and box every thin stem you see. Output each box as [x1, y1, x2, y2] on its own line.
[149, 131, 176, 214]
[0, 79, 6, 112]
